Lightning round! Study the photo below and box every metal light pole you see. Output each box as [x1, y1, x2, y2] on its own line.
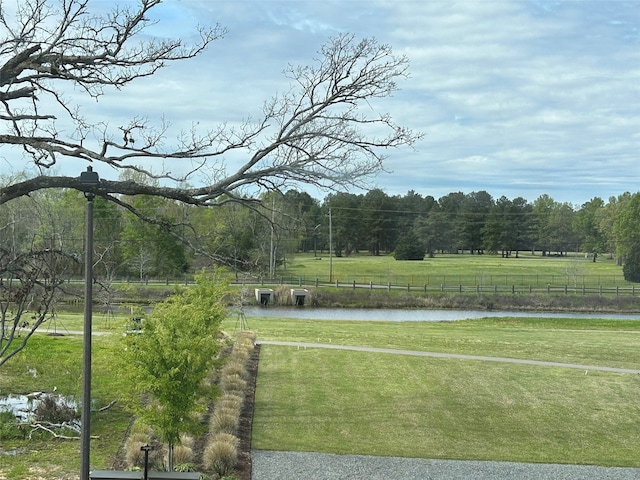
[80, 166, 99, 480]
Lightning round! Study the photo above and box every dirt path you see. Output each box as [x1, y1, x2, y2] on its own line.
[258, 340, 640, 374]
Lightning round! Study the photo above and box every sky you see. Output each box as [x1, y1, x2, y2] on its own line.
[3, 0, 639, 206]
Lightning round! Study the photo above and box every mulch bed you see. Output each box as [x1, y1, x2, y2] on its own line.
[234, 343, 260, 480]
[110, 343, 261, 480]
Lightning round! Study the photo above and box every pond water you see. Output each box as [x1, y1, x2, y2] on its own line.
[241, 306, 640, 322]
[0, 393, 79, 422]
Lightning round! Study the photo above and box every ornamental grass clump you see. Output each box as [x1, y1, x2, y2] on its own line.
[220, 373, 247, 397]
[216, 393, 244, 412]
[209, 409, 239, 435]
[124, 432, 152, 468]
[203, 433, 239, 477]
[221, 359, 249, 381]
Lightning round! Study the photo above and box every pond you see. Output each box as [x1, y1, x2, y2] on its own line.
[0, 393, 79, 423]
[241, 306, 640, 322]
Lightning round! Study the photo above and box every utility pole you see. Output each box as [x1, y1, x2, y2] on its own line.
[329, 207, 333, 283]
[269, 196, 275, 280]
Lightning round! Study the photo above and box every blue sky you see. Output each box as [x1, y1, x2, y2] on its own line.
[4, 0, 639, 206]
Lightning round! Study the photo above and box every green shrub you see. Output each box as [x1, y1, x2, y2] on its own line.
[393, 230, 426, 260]
[623, 242, 640, 282]
[174, 462, 198, 472]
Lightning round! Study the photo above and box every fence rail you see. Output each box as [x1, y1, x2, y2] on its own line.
[57, 274, 638, 297]
[249, 276, 639, 298]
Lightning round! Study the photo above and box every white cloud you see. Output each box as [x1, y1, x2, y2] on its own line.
[2, 0, 638, 206]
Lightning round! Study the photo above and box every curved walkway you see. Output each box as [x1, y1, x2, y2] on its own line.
[258, 340, 640, 374]
[254, 341, 640, 479]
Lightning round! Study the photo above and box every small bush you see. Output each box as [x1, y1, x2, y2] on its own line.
[34, 394, 77, 423]
[203, 433, 238, 477]
[174, 463, 198, 472]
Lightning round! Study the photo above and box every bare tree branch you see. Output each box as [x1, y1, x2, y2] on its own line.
[0, 2, 419, 209]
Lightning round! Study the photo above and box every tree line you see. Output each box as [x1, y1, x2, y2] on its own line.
[3, 180, 640, 280]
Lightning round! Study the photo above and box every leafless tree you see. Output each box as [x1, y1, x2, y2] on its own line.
[0, 0, 419, 209]
[0, 246, 76, 366]
[0, 0, 419, 365]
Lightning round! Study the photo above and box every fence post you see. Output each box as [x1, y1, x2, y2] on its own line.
[353, 280, 356, 290]
[336, 280, 339, 288]
[388, 282, 391, 291]
[407, 283, 410, 292]
[370, 281, 373, 290]
[316, 278, 319, 288]
[564, 285, 568, 294]
[512, 285, 515, 294]
[424, 284, 427, 293]
[459, 284, 462, 293]
[440, 284, 444, 292]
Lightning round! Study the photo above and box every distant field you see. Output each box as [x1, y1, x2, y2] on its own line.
[280, 252, 627, 286]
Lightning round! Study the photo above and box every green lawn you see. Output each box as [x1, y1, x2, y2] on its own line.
[0, 333, 132, 480]
[247, 315, 640, 466]
[281, 252, 627, 286]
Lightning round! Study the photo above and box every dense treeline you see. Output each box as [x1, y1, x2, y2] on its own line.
[2, 180, 640, 279]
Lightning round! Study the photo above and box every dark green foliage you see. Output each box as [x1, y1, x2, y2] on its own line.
[622, 242, 640, 282]
[394, 231, 426, 260]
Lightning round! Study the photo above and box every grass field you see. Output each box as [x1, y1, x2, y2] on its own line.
[2, 289, 640, 477]
[281, 252, 627, 286]
[246, 315, 640, 467]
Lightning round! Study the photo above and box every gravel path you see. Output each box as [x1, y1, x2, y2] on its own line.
[252, 451, 640, 479]
[253, 341, 640, 479]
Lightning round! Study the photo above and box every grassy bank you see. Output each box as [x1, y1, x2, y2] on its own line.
[0, 332, 131, 479]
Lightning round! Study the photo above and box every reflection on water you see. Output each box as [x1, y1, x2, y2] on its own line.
[0, 393, 79, 422]
[241, 306, 640, 322]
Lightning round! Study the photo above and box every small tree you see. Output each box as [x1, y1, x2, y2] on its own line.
[121, 272, 228, 471]
[393, 230, 426, 261]
[622, 242, 640, 283]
